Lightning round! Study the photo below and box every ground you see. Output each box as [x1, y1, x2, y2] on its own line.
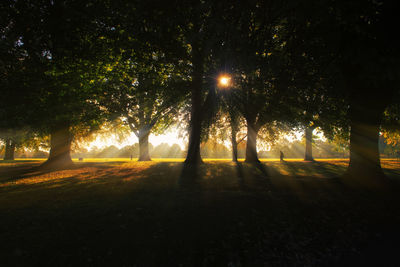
[1, 158, 400, 266]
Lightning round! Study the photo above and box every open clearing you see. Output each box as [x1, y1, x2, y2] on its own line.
[1, 159, 400, 266]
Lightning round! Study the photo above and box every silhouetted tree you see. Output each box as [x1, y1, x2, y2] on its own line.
[224, 1, 294, 163]
[288, 0, 400, 180]
[4, 0, 108, 169]
[97, 47, 185, 161]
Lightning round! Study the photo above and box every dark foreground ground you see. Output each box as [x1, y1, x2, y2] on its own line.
[1, 159, 400, 266]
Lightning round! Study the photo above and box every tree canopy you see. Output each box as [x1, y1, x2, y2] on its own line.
[1, 0, 399, 182]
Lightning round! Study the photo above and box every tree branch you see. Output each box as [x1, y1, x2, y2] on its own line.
[125, 115, 139, 137]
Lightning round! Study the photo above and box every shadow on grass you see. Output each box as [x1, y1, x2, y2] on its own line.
[0, 160, 346, 196]
[232, 162, 273, 192]
[178, 163, 200, 190]
[1, 159, 398, 200]
[281, 160, 346, 179]
[0, 164, 44, 183]
[0, 159, 44, 164]
[234, 162, 245, 189]
[384, 168, 400, 179]
[0, 161, 119, 185]
[251, 162, 272, 188]
[178, 162, 244, 191]
[1, 160, 400, 266]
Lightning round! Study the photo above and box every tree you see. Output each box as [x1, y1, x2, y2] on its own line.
[288, 0, 400, 180]
[140, 0, 231, 165]
[5, 0, 108, 169]
[78, 0, 192, 162]
[293, 87, 347, 162]
[227, 106, 245, 163]
[223, 1, 294, 163]
[216, 80, 247, 162]
[97, 45, 185, 161]
[0, 128, 38, 160]
[0, 1, 33, 160]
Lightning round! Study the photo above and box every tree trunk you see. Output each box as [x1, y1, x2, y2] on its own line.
[42, 122, 73, 169]
[185, 45, 204, 165]
[185, 93, 203, 164]
[138, 129, 151, 161]
[346, 107, 385, 179]
[346, 94, 387, 180]
[245, 123, 260, 163]
[4, 138, 15, 160]
[229, 112, 239, 162]
[304, 126, 314, 161]
[231, 126, 238, 162]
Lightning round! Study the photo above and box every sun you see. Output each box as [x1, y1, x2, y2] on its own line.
[218, 74, 231, 88]
[220, 77, 229, 85]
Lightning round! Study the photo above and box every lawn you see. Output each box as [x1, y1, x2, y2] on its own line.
[1, 159, 400, 266]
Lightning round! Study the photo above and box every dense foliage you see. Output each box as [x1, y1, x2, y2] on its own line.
[1, 0, 399, 180]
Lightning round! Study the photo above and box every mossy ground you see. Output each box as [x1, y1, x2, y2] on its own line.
[1, 159, 400, 266]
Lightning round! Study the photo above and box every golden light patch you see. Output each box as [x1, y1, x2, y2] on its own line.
[0, 170, 78, 187]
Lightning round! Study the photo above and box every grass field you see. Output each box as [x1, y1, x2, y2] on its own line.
[1, 158, 400, 266]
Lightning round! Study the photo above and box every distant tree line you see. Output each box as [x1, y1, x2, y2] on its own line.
[3, 134, 400, 160]
[74, 143, 185, 159]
